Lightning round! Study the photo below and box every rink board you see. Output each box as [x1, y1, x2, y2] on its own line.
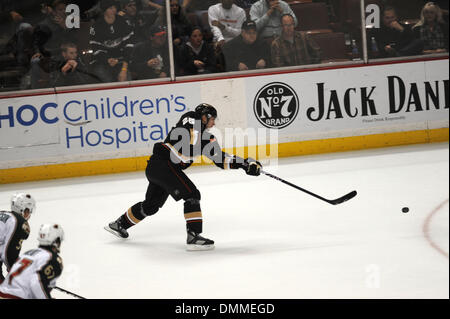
[0, 58, 448, 183]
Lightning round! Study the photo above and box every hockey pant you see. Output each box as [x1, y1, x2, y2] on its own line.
[122, 158, 203, 234]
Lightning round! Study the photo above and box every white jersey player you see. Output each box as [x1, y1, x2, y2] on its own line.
[0, 193, 35, 283]
[0, 223, 64, 299]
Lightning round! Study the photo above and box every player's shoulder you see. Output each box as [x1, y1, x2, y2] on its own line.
[35, 248, 64, 272]
[182, 110, 200, 119]
[1, 211, 23, 225]
[0, 210, 12, 221]
[9, 212, 30, 236]
[180, 111, 201, 125]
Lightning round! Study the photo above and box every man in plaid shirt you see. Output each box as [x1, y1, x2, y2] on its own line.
[271, 14, 321, 67]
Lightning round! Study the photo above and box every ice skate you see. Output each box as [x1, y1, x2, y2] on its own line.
[186, 231, 215, 251]
[104, 220, 129, 239]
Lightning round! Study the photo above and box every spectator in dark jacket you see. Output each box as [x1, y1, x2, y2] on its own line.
[120, 0, 154, 44]
[177, 26, 216, 75]
[30, 0, 78, 88]
[130, 24, 169, 79]
[89, 0, 135, 83]
[154, 0, 192, 47]
[413, 2, 448, 54]
[222, 19, 269, 71]
[50, 42, 95, 87]
[369, 6, 423, 58]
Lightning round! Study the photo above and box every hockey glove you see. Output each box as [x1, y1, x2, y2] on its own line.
[243, 158, 262, 176]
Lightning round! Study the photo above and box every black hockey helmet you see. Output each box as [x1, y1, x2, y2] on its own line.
[195, 103, 217, 119]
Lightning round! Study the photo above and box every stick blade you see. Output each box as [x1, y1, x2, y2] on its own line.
[330, 190, 357, 205]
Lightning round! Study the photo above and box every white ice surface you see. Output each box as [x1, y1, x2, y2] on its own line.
[0, 142, 448, 299]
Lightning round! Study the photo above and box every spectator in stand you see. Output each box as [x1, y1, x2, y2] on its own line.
[182, 0, 218, 16]
[154, 0, 192, 48]
[84, 1, 103, 21]
[370, 6, 423, 58]
[30, 0, 78, 89]
[271, 14, 321, 68]
[209, 0, 246, 49]
[50, 42, 95, 87]
[249, 0, 297, 41]
[130, 25, 169, 80]
[119, 0, 154, 44]
[177, 26, 217, 75]
[421, 0, 448, 22]
[1, 1, 46, 69]
[89, 0, 135, 83]
[1, 18, 34, 70]
[0, 1, 17, 47]
[147, 0, 183, 11]
[6, 1, 50, 27]
[222, 19, 269, 71]
[234, 0, 258, 10]
[412, 2, 448, 54]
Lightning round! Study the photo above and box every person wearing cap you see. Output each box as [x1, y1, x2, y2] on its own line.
[105, 103, 262, 251]
[249, 0, 297, 40]
[89, 0, 135, 83]
[271, 13, 321, 67]
[222, 19, 270, 71]
[130, 24, 169, 79]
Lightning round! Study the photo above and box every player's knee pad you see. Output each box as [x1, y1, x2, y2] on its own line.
[136, 200, 161, 217]
[184, 192, 201, 213]
[183, 188, 201, 201]
[184, 198, 200, 213]
[130, 202, 148, 220]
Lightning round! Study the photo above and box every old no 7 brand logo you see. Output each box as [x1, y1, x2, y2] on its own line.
[253, 82, 299, 129]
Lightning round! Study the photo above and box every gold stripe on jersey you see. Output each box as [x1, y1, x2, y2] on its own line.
[190, 129, 199, 145]
[224, 155, 234, 170]
[126, 208, 141, 225]
[184, 211, 202, 221]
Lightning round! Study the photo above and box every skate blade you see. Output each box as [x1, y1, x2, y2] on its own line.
[186, 244, 215, 251]
[104, 225, 128, 239]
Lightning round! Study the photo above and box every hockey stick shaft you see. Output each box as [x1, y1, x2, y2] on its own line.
[260, 170, 357, 205]
[54, 286, 86, 299]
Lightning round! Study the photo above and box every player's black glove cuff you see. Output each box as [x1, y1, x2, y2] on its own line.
[242, 158, 262, 176]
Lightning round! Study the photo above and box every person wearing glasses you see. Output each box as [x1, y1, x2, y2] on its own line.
[271, 14, 321, 67]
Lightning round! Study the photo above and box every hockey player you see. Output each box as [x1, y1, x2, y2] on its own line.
[105, 103, 262, 250]
[0, 224, 64, 299]
[0, 193, 35, 284]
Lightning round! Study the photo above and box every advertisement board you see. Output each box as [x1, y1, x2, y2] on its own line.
[0, 83, 201, 167]
[247, 60, 449, 139]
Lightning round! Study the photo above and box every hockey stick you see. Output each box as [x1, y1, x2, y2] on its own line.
[54, 286, 86, 299]
[260, 170, 357, 205]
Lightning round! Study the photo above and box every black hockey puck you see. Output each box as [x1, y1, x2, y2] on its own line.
[402, 207, 409, 213]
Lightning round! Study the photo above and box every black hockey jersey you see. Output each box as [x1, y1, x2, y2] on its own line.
[153, 111, 242, 170]
[89, 15, 135, 65]
[0, 211, 30, 271]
